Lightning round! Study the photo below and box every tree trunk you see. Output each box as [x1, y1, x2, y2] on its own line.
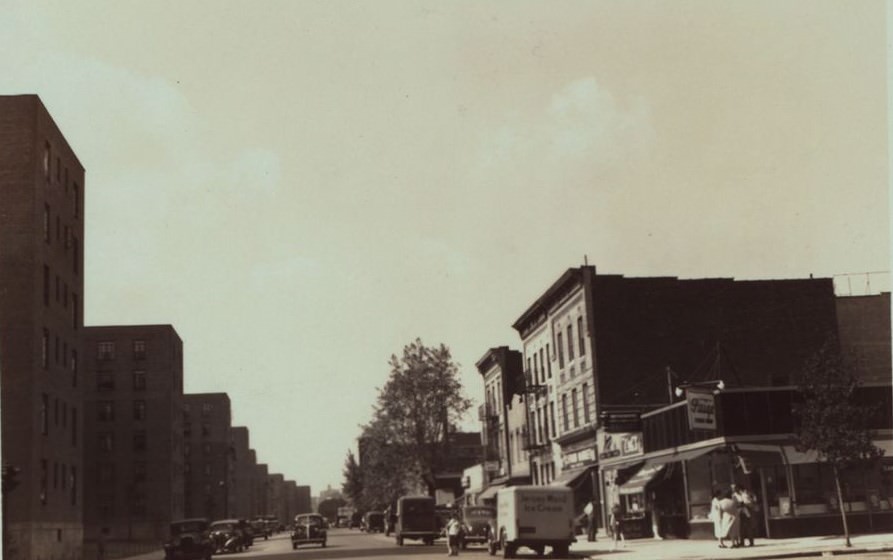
[834, 465, 851, 547]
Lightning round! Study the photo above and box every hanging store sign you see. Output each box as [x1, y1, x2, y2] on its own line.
[597, 431, 643, 460]
[685, 389, 717, 430]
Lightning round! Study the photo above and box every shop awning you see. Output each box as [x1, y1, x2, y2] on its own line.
[549, 465, 593, 488]
[731, 443, 786, 468]
[642, 443, 724, 468]
[618, 464, 666, 495]
[478, 484, 505, 502]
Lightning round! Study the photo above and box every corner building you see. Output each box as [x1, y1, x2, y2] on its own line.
[0, 95, 85, 560]
[82, 325, 185, 542]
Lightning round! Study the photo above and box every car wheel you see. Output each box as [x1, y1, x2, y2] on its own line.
[533, 545, 545, 556]
[322, 540, 327, 548]
[292, 543, 297, 550]
[396, 536, 403, 546]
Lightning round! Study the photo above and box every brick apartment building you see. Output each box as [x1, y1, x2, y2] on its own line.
[82, 325, 186, 541]
[253, 463, 269, 517]
[183, 393, 233, 520]
[268, 473, 286, 524]
[229, 427, 254, 518]
[294, 485, 312, 516]
[0, 95, 86, 560]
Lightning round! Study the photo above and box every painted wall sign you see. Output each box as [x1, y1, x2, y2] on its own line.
[686, 389, 717, 430]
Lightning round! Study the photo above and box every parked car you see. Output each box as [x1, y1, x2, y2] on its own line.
[395, 495, 438, 546]
[364, 511, 385, 533]
[291, 513, 328, 549]
[458, 505, 495, 549]
[163, 518, 214, 560]
[209, 519, 248, 554]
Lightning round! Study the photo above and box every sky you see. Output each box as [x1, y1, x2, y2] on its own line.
[1, 1, 890, 496]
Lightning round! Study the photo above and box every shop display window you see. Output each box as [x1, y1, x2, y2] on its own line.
[764, 465, 790, 517]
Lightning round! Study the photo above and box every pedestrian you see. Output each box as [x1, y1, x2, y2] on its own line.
[719, 490, 741, 548]
[583, 499, 597, 542]
[708, 489, 724, 547]
[609, 503, 625, 551]
[445, 513, 462, 556]
[733, 484, 757, 547]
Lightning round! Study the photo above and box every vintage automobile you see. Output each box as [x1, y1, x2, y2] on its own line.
[363, 511, 385, 533]
[395, 495, 438, 546]
[291, 513, 328, 549]
[209, 518, 248, 553]
[251, 518, 269, 539]
[458, 505, 495, 549]
[163, 518, 214, 560]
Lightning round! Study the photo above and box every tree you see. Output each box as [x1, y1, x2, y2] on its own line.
[348, 339, 472, 507]
[342, 451, 363, 509]
[793, 337, 884, 547]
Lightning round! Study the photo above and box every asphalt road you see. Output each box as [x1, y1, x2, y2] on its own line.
[220, 528, 564, 559]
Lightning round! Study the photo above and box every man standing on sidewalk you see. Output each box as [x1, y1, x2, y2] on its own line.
[584, 500, 597, 542]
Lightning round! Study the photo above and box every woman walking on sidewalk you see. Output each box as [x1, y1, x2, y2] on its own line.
[609, 503, 625, 550]
[709, 489, 724, 548]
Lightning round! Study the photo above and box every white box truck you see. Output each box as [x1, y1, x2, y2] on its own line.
[487, 485, 576, 558]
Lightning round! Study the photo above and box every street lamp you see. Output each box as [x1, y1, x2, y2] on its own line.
[674, 379, 725, 398]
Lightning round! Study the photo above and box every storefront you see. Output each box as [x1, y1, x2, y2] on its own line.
[554, 432, 600, 529]
[599, 386, 893, 540]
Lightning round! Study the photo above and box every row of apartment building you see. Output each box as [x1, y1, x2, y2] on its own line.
[0, 95, 310, 560]
[464, 266, 892, 539]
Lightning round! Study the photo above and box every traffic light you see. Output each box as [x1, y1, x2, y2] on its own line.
[2, 465, 21, 494]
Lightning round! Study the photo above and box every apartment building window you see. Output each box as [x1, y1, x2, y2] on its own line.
[578, 317, 586, 356]
[54, 334, 59, 365]
[546, 344, 552, 378]
[56, 156, 61, 181]
[201, 424, 210, 437]
[133, 430, 147, 452]
[53, 397, 59, 426]
[53, 462, 58, 490]
[71, 350, 78, 387]
[201, 403, 212, 417]
[72, 237, 79, 274]
[64, 282, 68, 308]
[549, 402, 556, 438]
[64, 225, 71, 250]
[56, 215, 60, 242]
[134, 400, 146, 421]
[72, 293, 78, 329]
[202, 443, 211, 455]
[97, 372, 115, 391]
[571, 388, 580, 428]
[99, 432, 114, 453]
[133, 340, 146, 360]
[533, 353, 539, 384]
[71, 408, 77, 446]
[71, 467, 77, 505]
[542, 405, 549, 441]
[98, 341, 115, 360]
[537, 408, 544, 442]
[41, 459, 48, 505]
[582, 383, 590, 424]
[43, 265, 49, 305]
[44, 204, 50, 242]
[567, 324, 574, 361]
[98, 401, 115, 422]
[44, 142, 50, 178]
[203, 464, 212, 476]
[561, 394, 568, 433]
[41, 393, 49, 435]
[134, 461, 147, 482]
[556, 332, 564, 368]
[73, 184, 79, 218]
[526, 357, 531, 380]
[133, 370, 146, 391]
[42, 329, 49, 369]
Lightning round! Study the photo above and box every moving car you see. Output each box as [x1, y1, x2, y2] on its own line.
[291, 513, 327, 549]
[209, 518, 248, 554]
[458, 505, 495, 548]
[251, 518, 269, 540]
[163, 518, 214, 560]
[487, 486, 575, 558]
[363, 511, 385, 533]
[395, 495, 438, 546]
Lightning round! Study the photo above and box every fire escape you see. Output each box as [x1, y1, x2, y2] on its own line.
[521, 370, 549, 452]
[478, 402, 502, 478]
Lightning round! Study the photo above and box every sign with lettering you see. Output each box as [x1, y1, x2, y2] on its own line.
[597, 431, 643, 460]
[685, 389, 717, 430]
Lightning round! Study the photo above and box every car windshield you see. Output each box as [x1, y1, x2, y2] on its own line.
[296, 516, 322, 526]
[210, 522, 234, 531]
[463, 507, 494, 519]
[402, 500, 434, 514]
[172, 522, 206, 534]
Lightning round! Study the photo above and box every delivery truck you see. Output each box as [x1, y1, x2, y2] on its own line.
[487, 485, 575, 558]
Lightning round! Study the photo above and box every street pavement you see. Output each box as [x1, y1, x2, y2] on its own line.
[115, 528, 893, 560]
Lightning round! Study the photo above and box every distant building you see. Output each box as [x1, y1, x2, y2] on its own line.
[318, 484, 342, 502]
[836, 293, 892, 383]
[183, 393, 233, 519]
[268, 473, 285, 524]
[253, 463, 269, 517]
[230, 427, 254, 518]
[0, 95, 86, 560]
[82, 325, 185, 542]
[295, 485, 312, 515]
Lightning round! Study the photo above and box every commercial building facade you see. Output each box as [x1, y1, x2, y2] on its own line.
[1, 95, 86, 560]
[82, 325, 185, 542]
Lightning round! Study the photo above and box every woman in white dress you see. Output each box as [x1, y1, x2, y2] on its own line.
[708, 489, 724, 548]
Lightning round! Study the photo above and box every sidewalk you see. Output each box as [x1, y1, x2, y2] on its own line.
[570, 532, 893, 559]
